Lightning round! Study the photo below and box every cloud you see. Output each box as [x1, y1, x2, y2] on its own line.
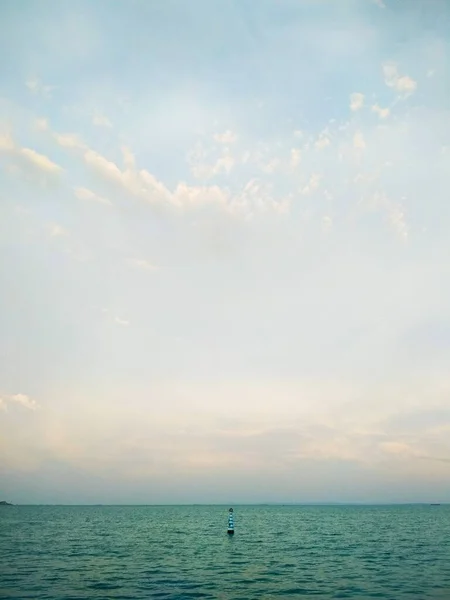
[353, 131, 366, 149]
[380, 442, 414, 456]
[92, 113, 113, 128]
[0, 132, 15, 151]
[383, 63, 417, 96]
[49, 125, 287, 218]
[20, 148, 61, 173]
[127, 258, 159, 271]
[418, 455, 450, 464]
[388, 204, 408, 241]
[350, 92, 365, 111]
[0, 393, 39, 411]
[322, 215, 333, 235]
[48, 223, 68, 237]
[1, 131, 62, 175]
[262, 157, 282, 174]
[187, 142, 235, 180]
[301, 173, 321, 195]
[290, 148, 301, 168]
[114, 316, 130, 326]
[34, 118, 49, 132]
[84, 148, 124, 182]
[368, 192, 409, 242]
[315, 134, 331, 149]
[74, 186, 112, 206]
[214, 130, 237, 144]
[25, 78, 55, 98]
[372, 104, 390, 119]
[54, 132, 86, 150]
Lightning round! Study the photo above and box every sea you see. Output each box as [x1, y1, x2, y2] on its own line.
[1, 504, 450, 599]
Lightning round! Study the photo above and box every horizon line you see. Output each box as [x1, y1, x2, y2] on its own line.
[3, 501, 447, 506]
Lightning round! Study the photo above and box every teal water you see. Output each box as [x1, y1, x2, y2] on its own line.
[1, 505, 450, 599]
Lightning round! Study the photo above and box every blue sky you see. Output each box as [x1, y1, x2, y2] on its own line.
[1, 0, 450, 504]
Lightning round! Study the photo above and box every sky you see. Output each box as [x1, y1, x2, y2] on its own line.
[1, 0, 450, 505]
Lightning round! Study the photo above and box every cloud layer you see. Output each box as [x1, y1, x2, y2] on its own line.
[1, 0, 450, 504]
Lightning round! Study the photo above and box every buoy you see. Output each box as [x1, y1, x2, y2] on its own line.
[227, 507, 234, 534]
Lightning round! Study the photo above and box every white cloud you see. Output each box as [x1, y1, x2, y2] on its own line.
[383, 63, 417, 96]
[372, 0, 386, 7]
[214, 130, 237, 144]
[380, 442, 413, 456]
[48, 122, 292, 218]
[21, 148, 61, 172]
[368, 192, 409, 242]
[34, 118, 49, 132]
[262, 157, 282, 174]
[10, 394, 39, 410]
[114, 316, 130, 326]
[92, 113, 113, 128]
[84, 148, 124, 182]
[74, 186, 112, 206]
[0, 393, 39, 411]
[25, 78, 55, 98]
[122, 146, 136, 171]
[372, 104, 390, 119]
[0, 132, 15, 151]
[315, 134, 331, 149]
[350, 92, 365, 111]
[1, 131, 62, 173]
[353, 131, 366, 149]
[322, 215, 333, 234]
[188, 143, 235, 179]
[54, 132, 86, 150]
[388, 204, 408, 241]
[127, 258, 159, 271]
[290, 148, 301, 168]
[48, 223, 68, 237]
[301, 173, 321, 195]
[173, 182, 228, 211]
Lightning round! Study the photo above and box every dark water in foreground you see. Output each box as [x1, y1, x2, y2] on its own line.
[1, 505, 450, 599]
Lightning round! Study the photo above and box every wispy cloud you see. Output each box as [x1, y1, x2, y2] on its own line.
[53, 132, 86, 150]
[21, 148, 61, 173]
[25, 78, 55, 98]
[74, 186, 111, 206]
[353, 131, 366, 149]
[214, 130, 237, 144]
[1, 131, 61, 173]
[92, 113, 112, 128]
[114, 316, 130, 327]
[127, 259, 159, 272]
[34, 118, 49, 132]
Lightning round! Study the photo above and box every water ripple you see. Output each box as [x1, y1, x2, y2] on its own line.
[1, 505, 450, 599]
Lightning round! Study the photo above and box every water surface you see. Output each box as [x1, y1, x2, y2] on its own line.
[1, 504, 450, 599]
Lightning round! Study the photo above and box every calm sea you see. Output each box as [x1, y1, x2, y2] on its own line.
[1, 504, 450, 599]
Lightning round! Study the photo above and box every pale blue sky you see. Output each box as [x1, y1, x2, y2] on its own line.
[1, 0, 450, 504]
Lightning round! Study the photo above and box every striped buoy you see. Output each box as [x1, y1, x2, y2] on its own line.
[227, 507, 234, 534]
